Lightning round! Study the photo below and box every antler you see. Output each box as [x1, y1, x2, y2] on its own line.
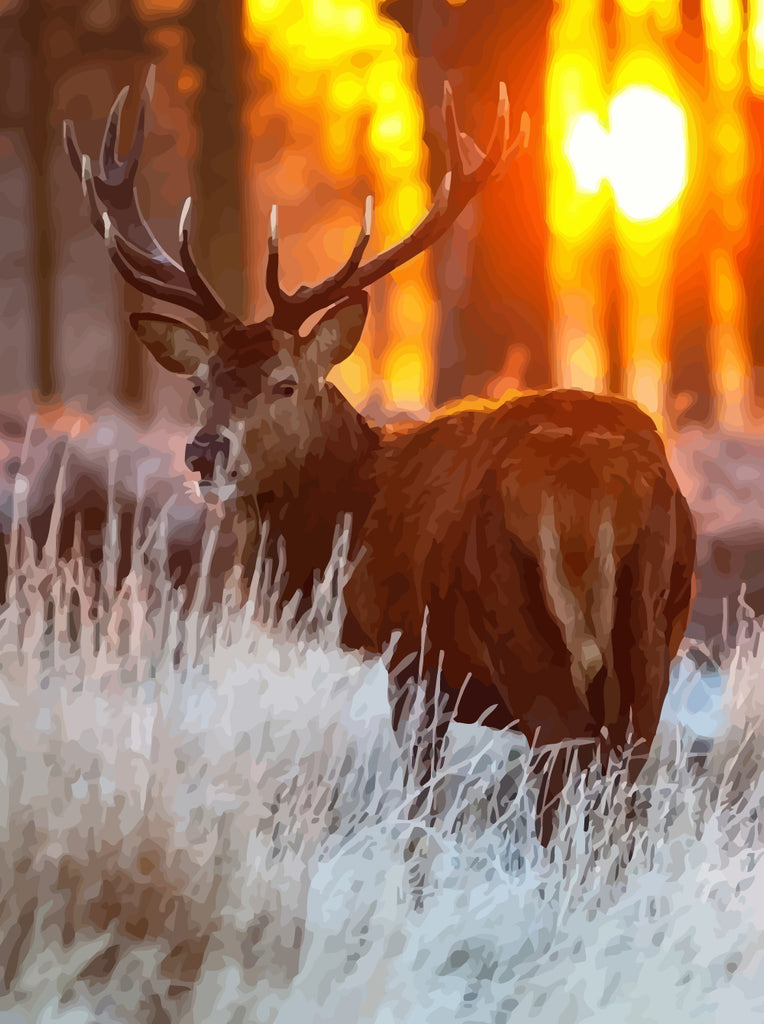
[267, 82, 530, 332]
[63, 68, 232, 325]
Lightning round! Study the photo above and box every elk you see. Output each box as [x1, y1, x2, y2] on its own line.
[64, 77, 696, 842]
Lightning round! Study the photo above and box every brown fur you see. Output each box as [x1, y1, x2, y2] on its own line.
[225, 381, 695, 842]
[2, 345, 695, 845]
[345, 390, 694, 747]
[62, 79, 695, 840]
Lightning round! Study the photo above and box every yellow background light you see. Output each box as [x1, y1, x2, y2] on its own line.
[566, 86, 688, 222]
[243, 0, 435, 414]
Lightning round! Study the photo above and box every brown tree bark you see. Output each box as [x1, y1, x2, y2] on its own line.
[0, 2, 38, 397]
[179, 0, 249, 318]
[14, 0, 147, 407]
[17, 0, 55, 398]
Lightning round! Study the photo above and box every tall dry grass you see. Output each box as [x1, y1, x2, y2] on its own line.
[0, 450, 762, 1023]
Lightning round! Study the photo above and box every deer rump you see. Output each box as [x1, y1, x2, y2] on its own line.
[343, 390, 695, 761]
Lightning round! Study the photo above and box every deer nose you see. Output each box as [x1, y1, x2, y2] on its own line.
[185, 432, 230, 481]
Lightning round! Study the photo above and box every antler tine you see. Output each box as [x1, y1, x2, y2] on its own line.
[442, 80, 466, 183]
[102, 214, 212, 318]
[123, 91, 147, 183]
[268, 197, 375, 330]
[333, 195, 374, 285]
[485, 82, 510, 172]
[266, 204, 284, 316]
[110, 218, 188, 288]
[68, 73, 237, 324]
[123, 65, 154, 181]
[105, 196, 227, 318]
[63, 117, 84, 179]
[268, 83, 529, 330]
[293, 197, 373, 302]
[100, 86, 129, 174]
[81, 154, 106, 239]
[178, 197, 227, 322]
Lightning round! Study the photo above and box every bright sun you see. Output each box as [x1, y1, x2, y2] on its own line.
[565, 85, 688, 221]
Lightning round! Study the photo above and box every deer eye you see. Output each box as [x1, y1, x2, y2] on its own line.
[190, 380, 203, 396]
[273, 380, 297, 398]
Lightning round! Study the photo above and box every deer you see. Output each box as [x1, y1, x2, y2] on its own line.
[63, 76, 696, 843]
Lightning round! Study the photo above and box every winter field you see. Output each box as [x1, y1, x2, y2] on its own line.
[0, 477, 763, 1023]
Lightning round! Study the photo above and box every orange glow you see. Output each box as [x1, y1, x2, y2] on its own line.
[382, 279, 435, 411]
[133, 0, 192, 19]
[710, 250, 748, 427]
[243, 1, 434, 413]
[546, 0, 610, 392]
[176, 69, 200, 95]
[617, 0, 681, 32]
[749, 0, 764, 94]
[550, 252, 609, 393]
[703, 0, 743, 90]
[702, 0, 752, 428]
[547, 0, 690, 426]
[38, 402, 93, 439]
[612, 39, 685, 428]
[239, 0, 761, 425]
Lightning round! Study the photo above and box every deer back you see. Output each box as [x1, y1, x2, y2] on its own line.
[342, 390, 695, 745]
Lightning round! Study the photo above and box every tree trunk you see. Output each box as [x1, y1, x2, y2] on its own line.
[180, 0, 248, 318]
[0, 1, 38, 398]
[17, 0, 55, 398]
[386, 0, 553, 404]
[13, 0, 148, 409]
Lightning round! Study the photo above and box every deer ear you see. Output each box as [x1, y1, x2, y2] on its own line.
[129, 313, 210, 375]
[303, 294, 369, 372]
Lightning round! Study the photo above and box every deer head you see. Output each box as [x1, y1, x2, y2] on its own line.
[64, 71, 529, 504]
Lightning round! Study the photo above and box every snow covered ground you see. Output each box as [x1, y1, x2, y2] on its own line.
[0, 504, 763, 1023]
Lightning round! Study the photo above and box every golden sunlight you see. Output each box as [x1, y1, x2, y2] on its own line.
[546, 0, 689, 425]
[704, 0, 752, 427]
[545, 0, 609, 394]
[609, 42, 686, 428]
[243, 0, 434, 413]
[566, 86, 688, 222]
[748, 0, 764, 93]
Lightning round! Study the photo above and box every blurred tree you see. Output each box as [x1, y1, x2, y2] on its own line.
[742, 90, 764, 411]
[16, 0, 56, 398]
[12, 0, 146, 405]
[2, 0, 250, 413]
[384, 0, 552, 404]
[179, 0, 249, 317]
[0, 1, 38, 397]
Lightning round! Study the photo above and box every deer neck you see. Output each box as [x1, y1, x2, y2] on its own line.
[252, 383, 381, 595]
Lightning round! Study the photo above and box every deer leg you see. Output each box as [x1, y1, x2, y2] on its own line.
[532, 739, 601, 846]
[612, 542, 674, 789]
[624, 642, 670, 787]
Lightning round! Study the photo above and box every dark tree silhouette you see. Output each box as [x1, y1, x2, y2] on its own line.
[17, 0, 55, 398]
[179, 0, 249, 318]
[11, 0, 146, 405]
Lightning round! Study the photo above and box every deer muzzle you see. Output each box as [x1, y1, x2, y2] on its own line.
[185, 432, 231, 485]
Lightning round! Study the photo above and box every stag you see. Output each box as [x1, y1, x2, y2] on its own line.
[64, 77, 695, 842]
